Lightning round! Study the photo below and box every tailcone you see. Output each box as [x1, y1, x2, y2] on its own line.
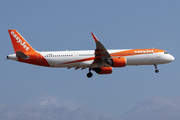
[7, 54, 18, 61]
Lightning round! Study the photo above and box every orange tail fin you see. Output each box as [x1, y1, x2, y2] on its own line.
[8, 30, 36, 53]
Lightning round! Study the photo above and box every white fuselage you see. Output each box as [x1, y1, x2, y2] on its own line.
[38, 49, 174, 68]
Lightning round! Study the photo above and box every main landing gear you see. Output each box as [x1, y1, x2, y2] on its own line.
[87, 65, 160, 77]
[87, 68, 93, 78]
[154, 64, 159, 73]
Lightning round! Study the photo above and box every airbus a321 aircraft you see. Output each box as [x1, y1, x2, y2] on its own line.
[7, 30, 174, 78]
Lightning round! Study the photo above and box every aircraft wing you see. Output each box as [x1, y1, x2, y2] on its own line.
[91, 33, 111, 68]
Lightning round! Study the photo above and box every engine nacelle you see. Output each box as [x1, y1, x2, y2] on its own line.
[108, 57, 126, 67]
[93, 67, 112, 74]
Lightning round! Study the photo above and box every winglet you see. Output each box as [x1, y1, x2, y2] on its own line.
[91, 32, 99, 42]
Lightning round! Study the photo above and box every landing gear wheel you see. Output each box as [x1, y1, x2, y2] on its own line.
[155, 69, 159, 73]
[87, 72, 93, 78]
[154, 64, 159, 73]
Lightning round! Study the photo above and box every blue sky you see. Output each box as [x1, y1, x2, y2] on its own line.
[0, 0, 179, 115]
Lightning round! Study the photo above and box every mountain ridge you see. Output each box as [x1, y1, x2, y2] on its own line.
[1, 94, 180, 120]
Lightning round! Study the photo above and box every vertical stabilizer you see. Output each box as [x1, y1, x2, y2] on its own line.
[8, 30, 36, 53]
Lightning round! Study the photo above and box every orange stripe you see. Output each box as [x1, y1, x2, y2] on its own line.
[58, 57, 94, 65]
[110, 49, 165, 57]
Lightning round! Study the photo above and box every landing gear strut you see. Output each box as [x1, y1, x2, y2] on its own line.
[154, 64, 159, 73]
[87, 68, 93, 78]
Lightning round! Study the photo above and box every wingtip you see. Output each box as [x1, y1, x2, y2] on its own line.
[91, 32, 98, 42]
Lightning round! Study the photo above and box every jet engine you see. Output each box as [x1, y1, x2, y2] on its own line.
[93, 67, 112, 74]
[106, 57, 126, 67]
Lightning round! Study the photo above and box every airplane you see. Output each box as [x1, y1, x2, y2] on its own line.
[7, 30, 174, 78]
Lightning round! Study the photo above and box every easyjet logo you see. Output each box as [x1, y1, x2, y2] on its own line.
[134, 50, 154, 53]
[11, 31, 29, 51]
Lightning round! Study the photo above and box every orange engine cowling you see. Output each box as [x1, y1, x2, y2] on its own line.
[109, 57, 126, 67]
[93, 67, 112, 74]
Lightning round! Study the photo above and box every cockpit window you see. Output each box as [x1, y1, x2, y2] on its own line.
[164, 52, 168, 54]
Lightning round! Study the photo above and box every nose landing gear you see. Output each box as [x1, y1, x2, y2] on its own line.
[87, 68, 93, 78]
[154, 64, 159, 73]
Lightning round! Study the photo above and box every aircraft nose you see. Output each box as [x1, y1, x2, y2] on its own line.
[169, 54, 175, 62]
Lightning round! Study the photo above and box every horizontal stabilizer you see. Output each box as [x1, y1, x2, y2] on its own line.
[16, 51, 29, 59]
